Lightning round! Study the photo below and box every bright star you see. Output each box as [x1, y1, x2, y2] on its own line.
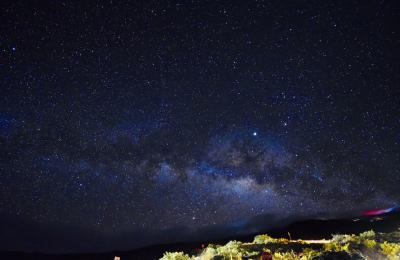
[252, 132, 257, 136]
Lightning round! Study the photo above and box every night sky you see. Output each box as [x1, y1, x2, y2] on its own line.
[1, 0, 400, 253]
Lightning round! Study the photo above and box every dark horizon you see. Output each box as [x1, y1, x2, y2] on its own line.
[1, 0, 399, 253]
[1, 211, 400, 256]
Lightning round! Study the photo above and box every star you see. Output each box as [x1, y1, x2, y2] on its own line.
[0, 0, 398, 253]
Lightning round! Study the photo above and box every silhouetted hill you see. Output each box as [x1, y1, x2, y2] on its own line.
[1, 211, 399, 259]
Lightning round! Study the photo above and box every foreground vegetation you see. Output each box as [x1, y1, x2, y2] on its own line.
[160, 230, 400, 259]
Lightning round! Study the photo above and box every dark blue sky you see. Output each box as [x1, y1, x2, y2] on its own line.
[0, 0, 399, 253]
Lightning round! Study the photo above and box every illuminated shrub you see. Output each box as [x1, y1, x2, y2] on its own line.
[363, 239, 377, 248]
[243, 251, 259, 258]
[324, 242, 350, 252]
[276, 238, 290, 244]
[160, 229, 399, 260]
[359, 230, 375, 240]
[331, 234, 356, 244]
[216, 241, 245, 259]
[380, 241, 400, 259]
[160, 251, 192, 260]
[300, 248, 322, 259]
[199, 247, 217, 260]
[253, 234, 276, 244]
[272, 250, 298, 260]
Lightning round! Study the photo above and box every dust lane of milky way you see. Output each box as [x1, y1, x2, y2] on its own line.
[0, 0, 399, 253]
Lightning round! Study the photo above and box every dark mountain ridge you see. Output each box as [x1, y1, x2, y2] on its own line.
[1, 211, 399, 260]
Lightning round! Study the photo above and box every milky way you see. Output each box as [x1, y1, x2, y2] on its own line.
[1, 0, 400, 253]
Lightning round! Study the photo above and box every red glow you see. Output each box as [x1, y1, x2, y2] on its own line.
[362, 208, 388, 216]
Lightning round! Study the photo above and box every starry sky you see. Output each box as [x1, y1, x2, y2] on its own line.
[1, 0, 400, 253]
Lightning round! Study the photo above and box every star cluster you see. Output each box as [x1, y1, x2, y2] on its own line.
[0, 0, 399, 253]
